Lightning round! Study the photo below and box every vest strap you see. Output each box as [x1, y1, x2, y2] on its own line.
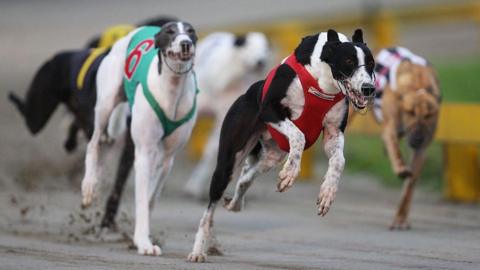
[141, 73, 199, 139]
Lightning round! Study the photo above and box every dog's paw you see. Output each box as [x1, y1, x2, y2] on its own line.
[137, 242, 162, 256]
[277, 160, 300, 192]
[81, 178, 97, 208]
[223, 196, 242, 212]
[317, 184, 338, 216]
[187, 252, 207, 263]
[389, 216, 411, 231]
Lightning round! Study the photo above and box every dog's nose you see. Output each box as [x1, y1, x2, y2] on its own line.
[180, 40, 193, 54]
[361, 83, 376, 96]
[408, 132, 425, 148]
[255, 60, 265, 70]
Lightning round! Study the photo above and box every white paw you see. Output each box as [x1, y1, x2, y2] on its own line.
[317, 183, 337, 216]
[136, 242, 162, 256]
[277, 159, 300, 192]
[223, 196, 242, 212]
[81, 177, 97, 208]
[187, 252, 207, 263]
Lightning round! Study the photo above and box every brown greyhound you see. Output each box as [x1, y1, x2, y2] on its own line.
[373, 47, 441, 230]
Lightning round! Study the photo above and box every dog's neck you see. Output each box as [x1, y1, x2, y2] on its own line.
[153, 56, 195, 120]
[303, 38, 342, 95]
[305, 61, 341, 95]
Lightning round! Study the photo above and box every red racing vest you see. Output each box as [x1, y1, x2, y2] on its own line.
[261, 54, 345, 152]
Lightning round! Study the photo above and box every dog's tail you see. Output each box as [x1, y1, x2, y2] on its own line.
[107, 102, 130, 139]
[8, 92, 26, 117]
[9, 53, 69, 135]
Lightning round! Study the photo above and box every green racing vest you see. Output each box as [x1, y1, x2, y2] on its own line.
[123, 26, 198, 139]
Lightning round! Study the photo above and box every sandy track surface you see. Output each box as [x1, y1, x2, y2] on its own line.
[1, 167, 479, 270]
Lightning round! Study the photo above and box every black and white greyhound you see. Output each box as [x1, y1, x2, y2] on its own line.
[81, 21, 199, 256]
[187, 29, 376, 262]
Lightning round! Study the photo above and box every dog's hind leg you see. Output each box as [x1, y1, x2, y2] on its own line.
[101, 127, 134, 229]
[82, 38, 129, 207]
[64, 120, 80, 153]
[188, 83, 264, 262]
[390, 149, 426, 230]
[224, 140, 286, 212]
[148, 156, 174, 211]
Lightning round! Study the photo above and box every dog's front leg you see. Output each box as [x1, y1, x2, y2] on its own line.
[382, 120, 411, 178]
[133, 145, 163, 256]
[317, 124, 345, 216]
[391, 148, 426, 230]
[268, 119, 305, 192]
[82, 46, 125, 207]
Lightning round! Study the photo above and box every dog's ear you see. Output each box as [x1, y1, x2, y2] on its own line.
[320, 42, 335, 63]
[182, 22, 198, 45]
[352, 29, 364, 43]
[294, 34, 319, 65]
[321, 30, 342, 63]
[189, 30, 198, 44]
[154, 29, 169, 49]
[157, 52, 162, 74]
[327, 29, 340, 42]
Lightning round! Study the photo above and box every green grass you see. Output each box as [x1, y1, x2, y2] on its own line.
[434, 56, 480, 102]
[340, 56, 480, 191]
[343, 134, 443, 191]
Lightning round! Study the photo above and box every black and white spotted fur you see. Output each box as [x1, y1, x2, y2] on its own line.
[187, 29, 376, 263]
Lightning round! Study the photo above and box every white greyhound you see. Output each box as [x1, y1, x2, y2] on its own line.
[81, 21, 198, 256]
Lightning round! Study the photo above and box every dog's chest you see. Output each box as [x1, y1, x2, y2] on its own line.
[262, 56, 345, 152]
[131, 88, 196, 148]
[281, 78, 305, 120]
[146, 65, 196, 119]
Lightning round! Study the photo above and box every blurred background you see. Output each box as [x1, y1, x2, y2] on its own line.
[0, 1, 479, 268]
[1, 0, 479, 199]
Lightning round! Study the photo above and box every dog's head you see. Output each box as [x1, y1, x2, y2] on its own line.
[297, 29, 375, 110]
[154, 21, 198, 74]
[396, 61, 440, 148]
[233, 32, 271, 74]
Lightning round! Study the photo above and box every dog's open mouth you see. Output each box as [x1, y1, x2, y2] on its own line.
[347, 89, 368, 110]
[166, 51, 193, 62]
[339, 80, 368, 110]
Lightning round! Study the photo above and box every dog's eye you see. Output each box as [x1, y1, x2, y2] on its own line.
[166, 29, 175, 35]
[345, 58, 354, 66]
[187, 28, 195, 34]
[424, 112, 435, 119]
